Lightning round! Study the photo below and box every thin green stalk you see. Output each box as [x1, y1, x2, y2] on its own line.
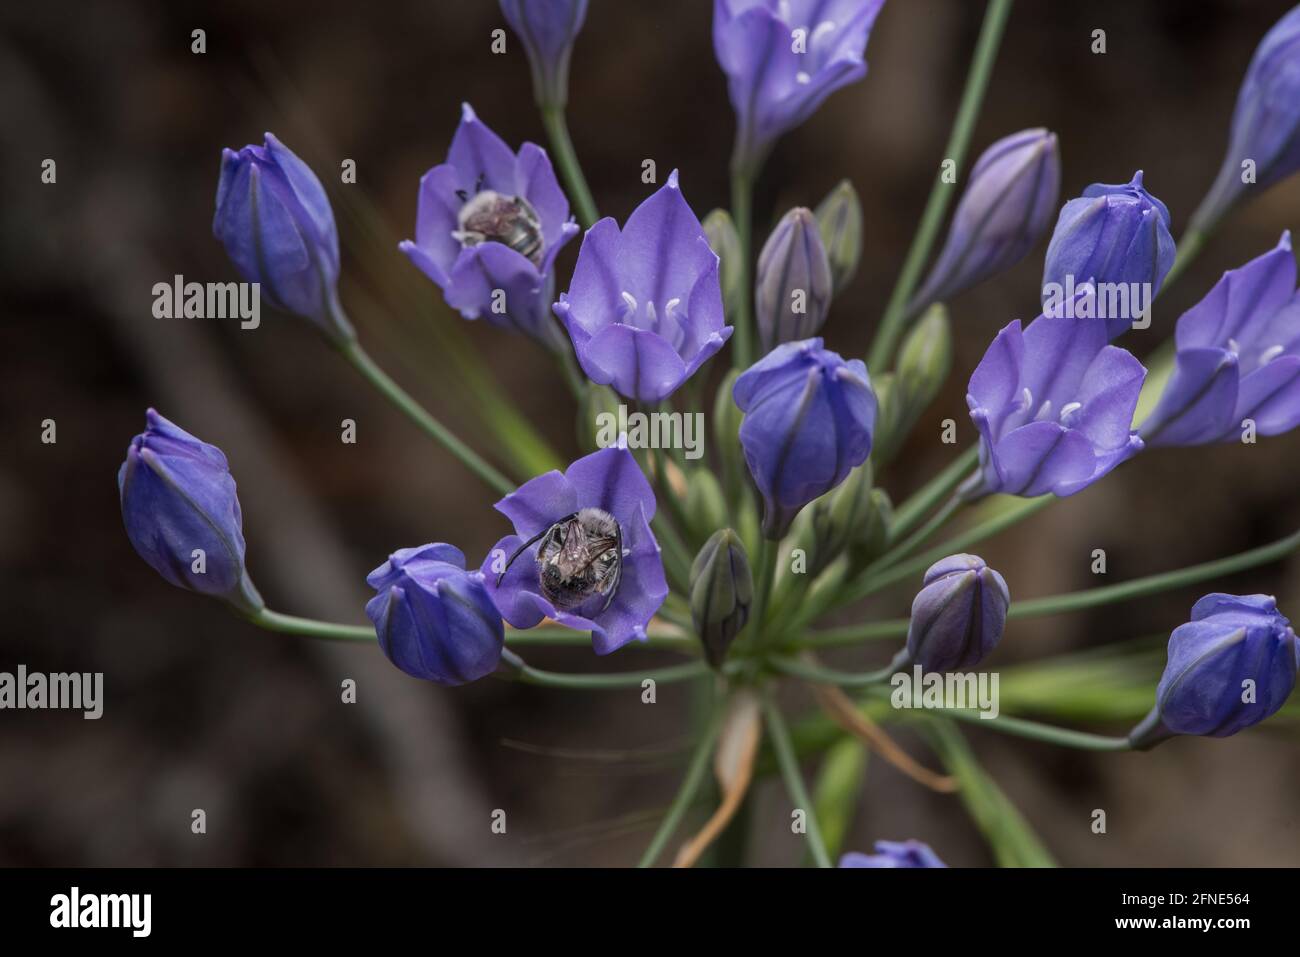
[867, 0, 1015, 374]
[730, 170, 756, 368]
[337, 339, 514, 496]
[499, 648, 710, 690]
[876, 494, 964, 572]
[931, 707, 1131, 752]
[751, 537, 778, 642]
[769, 655, 897, 689]
[637, 696, 726, 867]
[540, 106, 598, 228]
[247, 608, 374, 642]
[889, 446, 980, 540]
[761, 690, 832, 868]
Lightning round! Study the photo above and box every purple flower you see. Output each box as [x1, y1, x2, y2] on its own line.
[714, 0, 886, 172]
[896, 554, 1009, 673]
[118, 410, 262, 613]
[756, 207, 833, 353]
[1041, 171, 1175, 341]
[1141, 232, 1300, 446]
[1192, 7, 1300, 232]
[480, 447, 668, 655]
[840, 840, 947, 868]
[1130, 594, 1298, 748]
[554, 171, 731, 402]
[965, 287, 1146, 499]
[911, 129, 1060, 312]
[733, 338, 876, 539]
[365, 544, 504, 686]
[400, 104, 579, 351]
[214, 133, 351, 341]
[499, 0, 589, 108]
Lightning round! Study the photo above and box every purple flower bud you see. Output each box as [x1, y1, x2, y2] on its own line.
[499, 0, 589, 108]
[840, 840, 947, 868]
[714, 0, 886, 173]
[366, 544, 504, 686]
[1041, 171, 1176, 341]
[1141, 232, 1300, 446]
[214, 134, 351, 341]
[912, 129, 1060, 311]
[965, 287, 1146, 499]
[756, 207, 833, 353]
[897, 554, 1009, 673]
[400, 104, 579, 351]
[554, 171, 731, 402]
[733, 339, 876, 539]
[118, 410, 262, 613]
[1192, 7, 1300, 232]
[481, 447, 668, 656]
[1130, 594, 1298, 749]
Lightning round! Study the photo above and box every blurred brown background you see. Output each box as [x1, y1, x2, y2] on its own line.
[2, 0, 1298, 866]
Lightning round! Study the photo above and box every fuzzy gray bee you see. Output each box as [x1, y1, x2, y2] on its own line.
[498, 508, 623, 613]
[453, 188, 545, 267]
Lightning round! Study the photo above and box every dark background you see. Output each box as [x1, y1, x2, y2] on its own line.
[2, 0, 1298, 866]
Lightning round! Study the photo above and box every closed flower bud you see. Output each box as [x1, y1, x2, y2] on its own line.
[690, 529, 753, 668]
[847, 487, 893, 571]
[865, 371, 903, 467]
[755, 208, 834, 354]
[814, 180, 864, 294]
[912, 129, 1060, 312]
[840, 839, 947, 868]
[1041, 170, 1176, 342]
[703, 208, 745, 320]
[734, 339, 877, 539]
[893, 554, 1009, 673]
[685, 469, 729, 543]
[1129, 594, 1298, 749]
[366, 544, 504, 685]
[807, 463, 875, 577]
[875, 304, 953, 464]
[118, 409, 263, 613]
[1192, 7, 1300, 232]
[714, 368, 747, 503]
[214, 133, 351, 341]
[499, 0, 589, 108]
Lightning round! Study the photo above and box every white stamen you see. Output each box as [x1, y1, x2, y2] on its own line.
[644, 300, 658, 329]
[1059, 401, 1083, 425]
[811, 20, 837, 45]
[1260, 344, 1286, 364]
[664, 297, 682, 320]
[1016, 387, 1033, 413]
[1035, 399, 1054, 422]
[795, 71, 811, 84]
[620, 291, 638, 320]
[1227, 337, 1241, 354]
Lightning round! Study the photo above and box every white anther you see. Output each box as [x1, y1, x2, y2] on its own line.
[1016, 387, 1033, 413]
[1260, 344, 1286, 364]
[620, 291, 638, 320]
[1059, 401, 1083, 425]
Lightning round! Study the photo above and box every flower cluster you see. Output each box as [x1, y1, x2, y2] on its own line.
[115, 1, 1300, 869]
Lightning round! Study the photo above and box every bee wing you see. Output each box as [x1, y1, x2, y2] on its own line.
[600, 525, 623, 612]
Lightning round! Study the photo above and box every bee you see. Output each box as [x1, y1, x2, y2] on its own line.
[453, 184, 545, 268]
[498, 508, 623, 613]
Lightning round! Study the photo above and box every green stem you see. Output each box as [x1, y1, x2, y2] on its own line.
[930, 707, 1131, 752]
[337, 339, 514, 496]
[751, 537, 778, 642]
[1159, 227, 1211, 294]
[637, 697, 726, 867]
[770, 656, 897, 688]
[762, 689, 832, 868]
[540, 106, 598, 228]
[890, 446, 980, 540]
[730, 170, 756, 368]
[867, 0, 1014, 374]
[247, 608, 374, 642]
[499, 648, 710, 690]
[876, 494, 964, 572]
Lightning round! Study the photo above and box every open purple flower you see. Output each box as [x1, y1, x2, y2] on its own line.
[840, 840, 947, 868]
[1141, 232, 1300, 446]
[715, 0, 887, 172]
[399, 103, 578, 351]
[480, 447, 668, 655]
[965, 287, 1146, 499]
[554, 171, 731, 402]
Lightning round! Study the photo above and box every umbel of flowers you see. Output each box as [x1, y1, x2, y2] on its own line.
[120, 1, 1300, 868]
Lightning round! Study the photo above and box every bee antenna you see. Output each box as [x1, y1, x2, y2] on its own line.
[455, 188, 469, 202]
